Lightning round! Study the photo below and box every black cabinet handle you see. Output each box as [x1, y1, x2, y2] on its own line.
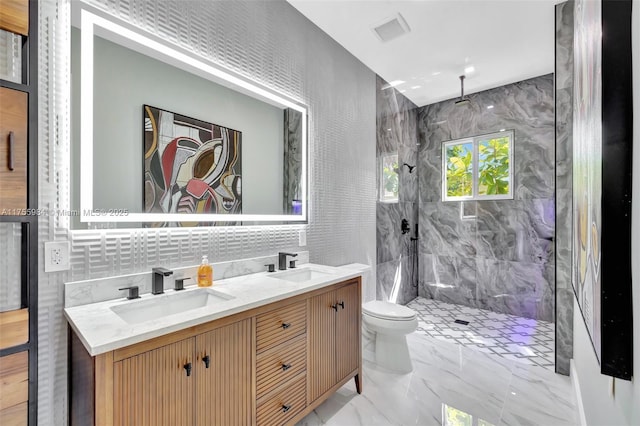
[331, 304, 338, 312]
[338, 301, 345, 309]
[282, 404, 291, 413]
[184, 362, 192, 377]
[281, 363, 292, 371]
[8, 131, 14, 171]
[281, 322, 291, 329]
[202, 355, 210, 369]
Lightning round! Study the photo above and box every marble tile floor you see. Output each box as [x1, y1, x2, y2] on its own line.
[297, 332, 578, 426]
[407, 297, 555, 371]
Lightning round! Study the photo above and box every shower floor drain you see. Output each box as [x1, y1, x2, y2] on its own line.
[454, 319, 469, 325]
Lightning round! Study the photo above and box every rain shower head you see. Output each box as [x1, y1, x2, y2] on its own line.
[455, 75, 470, 106]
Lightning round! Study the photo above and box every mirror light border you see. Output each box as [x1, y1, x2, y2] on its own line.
[79, 8, 308, 223]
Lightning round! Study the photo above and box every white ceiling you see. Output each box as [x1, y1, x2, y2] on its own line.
[287, 0, 557, 107]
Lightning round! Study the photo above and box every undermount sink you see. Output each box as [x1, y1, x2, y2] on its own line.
[111, 288, 234, 324]
[268, 267, 332, 283]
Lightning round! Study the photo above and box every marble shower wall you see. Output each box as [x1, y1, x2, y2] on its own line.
[376, 76, 419, 305]
[417, 74, 556, 322]
[554, 0, 575, 375]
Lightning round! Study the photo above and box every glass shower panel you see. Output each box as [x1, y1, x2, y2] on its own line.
[0, 223, 23, 311]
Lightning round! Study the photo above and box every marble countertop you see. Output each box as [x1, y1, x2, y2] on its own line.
[64, 263, 369, 356]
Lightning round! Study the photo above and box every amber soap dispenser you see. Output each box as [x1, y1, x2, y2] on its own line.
[198, 255, 213, 287]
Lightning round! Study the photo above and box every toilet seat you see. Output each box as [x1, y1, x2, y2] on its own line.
[362, 301, 417, 321]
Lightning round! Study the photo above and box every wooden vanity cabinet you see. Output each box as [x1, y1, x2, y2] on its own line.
[72, 318, 253, 426]
[255, 300, 307, 424]
[194, 319, 253, 426]
[308, 281, 361, 403]
[113, 338, 195, 426]
[70, 277, 362, 426]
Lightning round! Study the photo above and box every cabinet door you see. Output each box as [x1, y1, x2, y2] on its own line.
[307, 291, 336, 402]
[0, 87, 28, 210]
[335, 282, 360, 382]
[113, 338, 194, 426]
[195, 319, 252, 426]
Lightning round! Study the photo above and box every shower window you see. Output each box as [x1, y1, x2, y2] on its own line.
[442, 130, 514, 201]
[379, 152, 399, 202]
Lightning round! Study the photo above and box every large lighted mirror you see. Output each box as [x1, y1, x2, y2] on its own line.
[70, 6, 307, 228]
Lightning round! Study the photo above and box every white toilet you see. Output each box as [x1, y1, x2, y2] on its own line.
[362, 300, 418, 373]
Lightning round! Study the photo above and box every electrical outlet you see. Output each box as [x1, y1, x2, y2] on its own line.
[298, 230, 307, 247]
[44, 241, 71, 272]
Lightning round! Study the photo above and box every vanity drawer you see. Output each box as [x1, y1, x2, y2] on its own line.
[256, 333, 306, 398]
[256, 372, 306, 426]
[256, 301, 306, 353]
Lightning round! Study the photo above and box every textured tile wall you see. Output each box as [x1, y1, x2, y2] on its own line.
[37, 1, 376, 423]
[376, 75, 419, 305]
[417, 75, 556, 322]
[554, 0, 575, 376]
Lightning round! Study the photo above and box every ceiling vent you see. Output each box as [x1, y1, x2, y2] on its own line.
[372, 13, 411, 43]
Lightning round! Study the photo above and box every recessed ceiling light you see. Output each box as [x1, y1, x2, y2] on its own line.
[411, 85, 421, 89]
[500, 128, 506, 132]
[399, 89, 407, 93]
[464, 66, 475, 74]
[381, 80, 405, 90]
[432, 71, 441, 76]
[487, 105, 494, 109]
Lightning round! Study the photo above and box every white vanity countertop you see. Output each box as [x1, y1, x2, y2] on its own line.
[64, 263, 369, 356]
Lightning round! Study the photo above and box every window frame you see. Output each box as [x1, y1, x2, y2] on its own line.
[379, 152, 399, 203]
[441, 130, 514, 202]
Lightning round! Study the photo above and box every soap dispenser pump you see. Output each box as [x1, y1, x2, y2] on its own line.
[198, 255, 213, 287]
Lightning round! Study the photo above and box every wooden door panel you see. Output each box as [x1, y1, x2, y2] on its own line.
[113, 338, 194, 426]
[307, 291, 336, 403]
[0, 309, 28, 350]
[0, 0, 28, 36]
[0, 351, 28, 411]
[335, 282, 360, 381]
[0, 88, 28, 210]
[195, 319, 252, 426]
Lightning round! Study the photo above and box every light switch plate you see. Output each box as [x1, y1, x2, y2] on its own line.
[298, 230, 307, 247]
[44, 241, 71, 272]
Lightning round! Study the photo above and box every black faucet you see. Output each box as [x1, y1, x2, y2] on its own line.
[278, 252, 298, 270]
[152, 267, 173, 295]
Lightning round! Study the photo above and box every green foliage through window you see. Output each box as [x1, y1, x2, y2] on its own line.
[380, 153, 399, 201]
[445, 142, 473, 197]
[478, 137, 510, 195]
[443, 131, 513, 200]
